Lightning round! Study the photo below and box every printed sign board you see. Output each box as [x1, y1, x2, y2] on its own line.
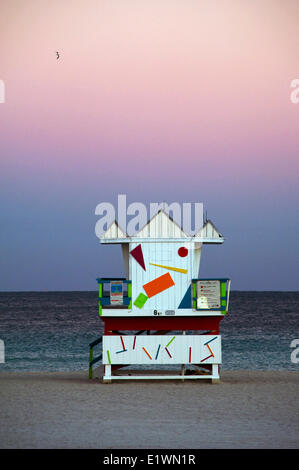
[110, 281, 123, 305]
[197, 280, 221, 309]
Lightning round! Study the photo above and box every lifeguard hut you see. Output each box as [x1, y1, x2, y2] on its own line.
[89, 210, 231, 382]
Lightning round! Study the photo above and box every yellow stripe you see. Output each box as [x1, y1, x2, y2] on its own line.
[149, 263, 187, 274]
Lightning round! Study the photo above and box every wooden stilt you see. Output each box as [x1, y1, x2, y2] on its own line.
[103, 364, 112, 383]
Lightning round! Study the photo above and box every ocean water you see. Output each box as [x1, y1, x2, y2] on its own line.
[0, 291, 298, 372]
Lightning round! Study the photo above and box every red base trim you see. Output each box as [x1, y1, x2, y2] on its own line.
[101, 316, 223, 334]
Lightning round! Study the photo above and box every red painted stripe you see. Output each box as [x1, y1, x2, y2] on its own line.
[133, 336, 136, 350]
[200, 354, 213, 363]
[120, 336, 125, 350]
[189, 347, 192, 363]
[165, 347, 172, 358]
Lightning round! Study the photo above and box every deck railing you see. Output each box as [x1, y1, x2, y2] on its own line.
[88, 336, 102, 379]
[96, 278, 132, 315]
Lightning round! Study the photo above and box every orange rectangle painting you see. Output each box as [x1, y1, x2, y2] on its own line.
[143, 272, 175, 298]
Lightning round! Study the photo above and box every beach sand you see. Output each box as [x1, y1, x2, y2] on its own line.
[0, 369, 298, 449]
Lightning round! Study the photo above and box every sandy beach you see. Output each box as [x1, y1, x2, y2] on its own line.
[0, 369, 298, 449]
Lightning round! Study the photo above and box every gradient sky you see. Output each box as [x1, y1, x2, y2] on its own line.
[0, 0, 298, 291]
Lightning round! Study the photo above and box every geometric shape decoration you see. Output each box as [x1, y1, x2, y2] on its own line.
[178, 285, 192, 309]
[129, 244, 146, 271]
[206, 344, 214, 357]
[149, 262, 187, 274]
[120, 336, 126, 350]
[165, 336, 176, 348]
[204, 336, 218, 346]
[165, 347, 172, 358]
[201, 338, 216, 362]
[133, 292, 148, 309]
[200, 353, 214, 363]
[178, 247, 188, 257]
[143, 272, 175, 298]
[106, 350, 111, 364]
[142, 347, 152, 360]
[102, 335, 221, 365]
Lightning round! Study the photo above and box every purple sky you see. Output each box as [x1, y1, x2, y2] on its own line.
[1, 0, 299, 291]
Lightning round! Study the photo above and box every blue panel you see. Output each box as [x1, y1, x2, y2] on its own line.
[100, 298, 111, 306]
[178, 285, 192, 309]
[99, 296, 131, 306]
[123, 297, 131, 306]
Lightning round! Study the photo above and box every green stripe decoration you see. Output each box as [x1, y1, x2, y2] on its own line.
[98, 283, 103, 297]
[192, 282, 197, 309]
[128, 283, 132, 309]
[166, 336, 176, 348]
[221, 281, 227, 314]
[98, 303, 102, 316]
[107, 350, 111, 365]
[220, 281, 226, 298]
[98, 283, 103, 316]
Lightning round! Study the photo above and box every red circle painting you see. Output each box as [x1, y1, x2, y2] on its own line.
[178, 247, 188, 257]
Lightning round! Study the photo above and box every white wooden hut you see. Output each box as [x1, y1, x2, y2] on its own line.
[91, 210, 230, 382]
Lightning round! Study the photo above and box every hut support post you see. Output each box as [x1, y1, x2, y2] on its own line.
[89, 346, 93, 379]
[103, 365, 112, 383]
[211, 364, 220, 383]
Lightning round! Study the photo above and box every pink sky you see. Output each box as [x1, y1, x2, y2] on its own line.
[0, 0, 299, 290]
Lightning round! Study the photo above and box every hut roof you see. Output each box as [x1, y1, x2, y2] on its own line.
[100, 209, 224, 244]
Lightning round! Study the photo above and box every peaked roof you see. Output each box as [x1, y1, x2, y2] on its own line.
[99, 209, 224, 243]
[136, 209, 187, 238]
[101, 220, 127, 239]
[195, 219, 223, 239]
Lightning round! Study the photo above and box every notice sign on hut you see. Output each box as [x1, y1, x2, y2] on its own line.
[110, 281, 123, 305]
[197, 280, 221, 309]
